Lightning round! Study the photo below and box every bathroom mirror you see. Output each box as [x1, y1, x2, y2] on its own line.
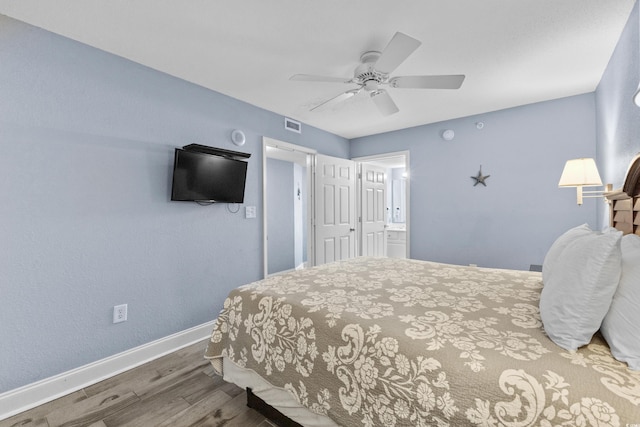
[392, 178, 406, 223]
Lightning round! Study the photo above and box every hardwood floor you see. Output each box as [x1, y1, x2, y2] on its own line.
[1, 340, 274, 427]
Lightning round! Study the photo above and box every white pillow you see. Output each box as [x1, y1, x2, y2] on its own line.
[540, 228, 622, 351]
[542, 223, 592, 284]
[601, 234, 640, 370]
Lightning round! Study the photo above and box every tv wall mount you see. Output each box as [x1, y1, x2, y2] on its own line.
[182, 144, 251, 160]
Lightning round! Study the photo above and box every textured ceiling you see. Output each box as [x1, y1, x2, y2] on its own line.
[0, 0, 635, 139]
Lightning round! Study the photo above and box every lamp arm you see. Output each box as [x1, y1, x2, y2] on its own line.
[576, 186, 583, 205]
[580, 184, 613, 203]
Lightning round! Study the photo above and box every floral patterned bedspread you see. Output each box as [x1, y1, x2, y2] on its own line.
[205, 257, 640, 426]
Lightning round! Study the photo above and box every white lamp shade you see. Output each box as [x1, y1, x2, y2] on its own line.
[558, 158, 603, 187]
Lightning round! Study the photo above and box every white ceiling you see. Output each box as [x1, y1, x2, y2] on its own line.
[0, 1, 635, 139]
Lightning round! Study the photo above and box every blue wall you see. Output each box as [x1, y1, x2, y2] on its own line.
[351, 94, 599, 270]
[267, 158, 295, 274]
[0, 15, 348, 393]
[596, 0, 640, 227]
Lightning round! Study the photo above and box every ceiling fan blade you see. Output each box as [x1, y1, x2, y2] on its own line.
[370, 90, 399, 116]
[390, 75, 465, 89]
[374, 32, 421, 75]
[290, 74, 352, 84]
[311, 89, 360, 112]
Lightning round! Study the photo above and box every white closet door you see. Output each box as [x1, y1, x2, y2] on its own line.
[314, 154, 356, 265]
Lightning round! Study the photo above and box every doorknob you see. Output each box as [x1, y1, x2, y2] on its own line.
[350, 228, 355, 232]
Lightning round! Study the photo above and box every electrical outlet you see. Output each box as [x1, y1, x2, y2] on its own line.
[113, 304, 128, 323]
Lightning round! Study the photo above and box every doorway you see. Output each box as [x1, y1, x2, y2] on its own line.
[263, 138, 315, 277]
[263, 139, 407, 277]
[354, 151, 410, 259]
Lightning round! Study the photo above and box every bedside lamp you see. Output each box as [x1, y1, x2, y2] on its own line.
[558, 158, 611, 205]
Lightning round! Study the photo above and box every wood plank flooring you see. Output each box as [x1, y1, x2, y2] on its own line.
[1, 340, 274, 427]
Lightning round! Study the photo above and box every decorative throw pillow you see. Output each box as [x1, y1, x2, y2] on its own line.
[540, 228, 622, 351]
[601, 234, 640, 370]
[542, 223, 593, 284]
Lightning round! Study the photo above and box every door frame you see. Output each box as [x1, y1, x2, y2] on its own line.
[262, 137, 317, 278]
[352, 151, 410, 259]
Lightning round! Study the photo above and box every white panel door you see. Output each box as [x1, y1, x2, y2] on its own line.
[314, 154, 356, 265]
[360, 163, 387, 257]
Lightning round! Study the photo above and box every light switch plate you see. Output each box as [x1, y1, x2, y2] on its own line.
[113, 304, 127, 323]
[245, 206, 256, 218]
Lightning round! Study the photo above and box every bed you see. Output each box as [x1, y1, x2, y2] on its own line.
[205, 156, 640, 426]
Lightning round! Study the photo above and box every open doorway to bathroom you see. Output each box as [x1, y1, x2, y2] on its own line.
[354, 151, 410, 259]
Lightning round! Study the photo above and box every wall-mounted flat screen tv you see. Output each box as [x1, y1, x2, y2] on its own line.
[171, 148, 248, 203]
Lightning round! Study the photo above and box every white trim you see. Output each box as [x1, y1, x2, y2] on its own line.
[0, 320, 216, 421]
[351, 150, 409, 164]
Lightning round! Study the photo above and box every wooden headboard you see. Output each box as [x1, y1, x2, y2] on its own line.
[606, 154, 640, 235]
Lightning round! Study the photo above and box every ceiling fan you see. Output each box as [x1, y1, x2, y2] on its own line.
[290, 32, 465, 116]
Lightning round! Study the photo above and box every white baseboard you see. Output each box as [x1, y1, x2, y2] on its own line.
[268, 263, 308, 277]
[0, 320, 216, 421]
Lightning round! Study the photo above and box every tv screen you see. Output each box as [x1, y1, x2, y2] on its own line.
[171, 148, 248, 203]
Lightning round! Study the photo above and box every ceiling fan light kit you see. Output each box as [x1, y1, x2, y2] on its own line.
[291, 31, 465, 117]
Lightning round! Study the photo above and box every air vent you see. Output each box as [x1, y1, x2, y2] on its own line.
[284, 117, 301, 133]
